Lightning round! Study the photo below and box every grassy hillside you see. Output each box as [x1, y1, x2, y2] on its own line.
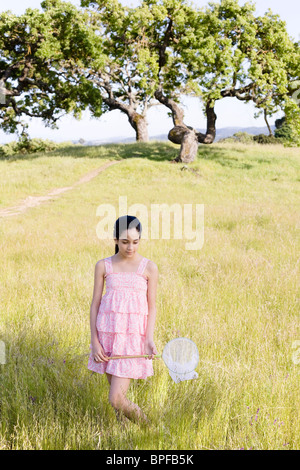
[0, 141, 299, 449]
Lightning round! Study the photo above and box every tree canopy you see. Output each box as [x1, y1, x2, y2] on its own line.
[0, 0, 103, 136]
[0, 0, 299, 159]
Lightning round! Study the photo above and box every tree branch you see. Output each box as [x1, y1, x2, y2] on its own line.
[154, 87, 186, 127]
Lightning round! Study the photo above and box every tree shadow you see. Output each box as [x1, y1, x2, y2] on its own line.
[0, 142, 179, 163]
[1, 140, 274, 170]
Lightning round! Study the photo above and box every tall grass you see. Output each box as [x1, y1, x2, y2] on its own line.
[0, 141, 299, 449]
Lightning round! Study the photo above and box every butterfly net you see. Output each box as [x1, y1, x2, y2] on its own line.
[162, 338, 199, 383]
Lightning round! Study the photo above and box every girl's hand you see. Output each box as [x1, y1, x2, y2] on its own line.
[91, 340, 109, 363]
[144, 339, 158, 360]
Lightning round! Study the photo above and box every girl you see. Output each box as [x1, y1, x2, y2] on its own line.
[88, 215, 159, 425]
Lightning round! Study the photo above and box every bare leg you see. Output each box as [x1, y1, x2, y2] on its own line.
[106, 373, 125, 423]
[106, 372, 112, 385]
[108, 375, 149, 425]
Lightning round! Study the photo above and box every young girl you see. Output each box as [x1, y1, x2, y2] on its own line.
[88, 215, 159, 425]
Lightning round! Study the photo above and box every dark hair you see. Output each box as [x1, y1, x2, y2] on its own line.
[113, 215, 142, 254]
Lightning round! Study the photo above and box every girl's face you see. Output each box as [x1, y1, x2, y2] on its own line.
[115, 228, 140, 258]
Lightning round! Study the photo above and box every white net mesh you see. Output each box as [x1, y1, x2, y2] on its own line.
[168, 370, 199, 384]
[162, 338, 199, 381]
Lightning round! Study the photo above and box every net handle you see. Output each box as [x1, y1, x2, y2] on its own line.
[108, 354, 162, 360]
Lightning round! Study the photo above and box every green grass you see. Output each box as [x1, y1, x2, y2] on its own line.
[0, 141, 299, 449]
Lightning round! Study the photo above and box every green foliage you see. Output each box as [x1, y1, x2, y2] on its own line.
[219, 132, 255, 144]
[274, 121, 294, 143]
[180, 0, 299, 123]
[0, 0, 300, 143]
[282, 97, 300, 146]
[0, 137, 74, 156]
[274, 110, 300, 148]
[253, 134, 281, 145]
[0, 0, 104, 135]
[232, 132, 254, 143]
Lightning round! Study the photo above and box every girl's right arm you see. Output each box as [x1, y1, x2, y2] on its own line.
[90, 260, 109, 363]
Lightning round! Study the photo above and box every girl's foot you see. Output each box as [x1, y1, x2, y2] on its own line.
[114, 409, 130, 425]
[136, 412, 151, 428]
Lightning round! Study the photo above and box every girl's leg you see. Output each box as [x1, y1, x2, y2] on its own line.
[108, 375, 149, 425]
[106, 372, 130, 423]
[106, 373, 123, 422]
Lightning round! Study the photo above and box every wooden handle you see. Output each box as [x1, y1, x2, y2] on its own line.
[108, 354, 162, 360]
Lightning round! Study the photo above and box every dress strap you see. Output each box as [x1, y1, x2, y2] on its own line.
[137, 257, 149, 275]
[104, 257, 113, 277]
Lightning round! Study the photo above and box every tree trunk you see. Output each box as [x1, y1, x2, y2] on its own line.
[264, 109, 273, 136]
[128, 112, 149, 142]
[166, 125, 198, 162]
[155, 88, 198, 162]
[102, 96, 149, 142]
[154, 89, 185, 126]
[196, 100, 217, 144]
[178, 129, 199, 163]
[155, 88, 217, 163]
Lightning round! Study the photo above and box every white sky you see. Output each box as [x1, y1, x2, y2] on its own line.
[0, 0, 299, 143]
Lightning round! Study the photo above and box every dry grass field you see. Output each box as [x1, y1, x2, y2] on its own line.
[0, 141, 299, 449]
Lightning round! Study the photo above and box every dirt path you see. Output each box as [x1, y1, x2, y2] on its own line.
[0, 160, 120, 218]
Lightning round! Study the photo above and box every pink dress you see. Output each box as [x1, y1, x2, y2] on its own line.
[88, 256, 154, 379]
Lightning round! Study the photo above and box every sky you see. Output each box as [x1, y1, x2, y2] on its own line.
[0, 0, 299, 143]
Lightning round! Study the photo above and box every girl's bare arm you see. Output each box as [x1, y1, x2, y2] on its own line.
[90, 260, 105, 344]
[145, 261, 159, 342]
[90, 260, 109, 362]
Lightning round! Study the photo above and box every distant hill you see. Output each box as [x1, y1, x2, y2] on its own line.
[74, 125, 276, 145]
[213, 125, 276, 141]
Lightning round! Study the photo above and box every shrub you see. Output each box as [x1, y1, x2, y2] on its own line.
[0, 138, 75, 157]
[274, 125, 294, 141]
[232, 132, 254, 143]
[274, 117, 295, 144]
[218, 132, 254, 144]
[274, 116, 300, 147]
[253, 134, 281, 145]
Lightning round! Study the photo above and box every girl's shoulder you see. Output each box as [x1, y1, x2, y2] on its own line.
[95, 256, 158, 277]
[144, 259, 159, 277]
[95, 257, 110, 274]
[145, 258, 158, 269]
[95, 257, 110, 266]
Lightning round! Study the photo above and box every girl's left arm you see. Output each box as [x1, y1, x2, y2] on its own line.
[145, 261, 159, 356]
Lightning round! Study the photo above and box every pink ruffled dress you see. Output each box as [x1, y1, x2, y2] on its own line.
[88, 256, 154, 379]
